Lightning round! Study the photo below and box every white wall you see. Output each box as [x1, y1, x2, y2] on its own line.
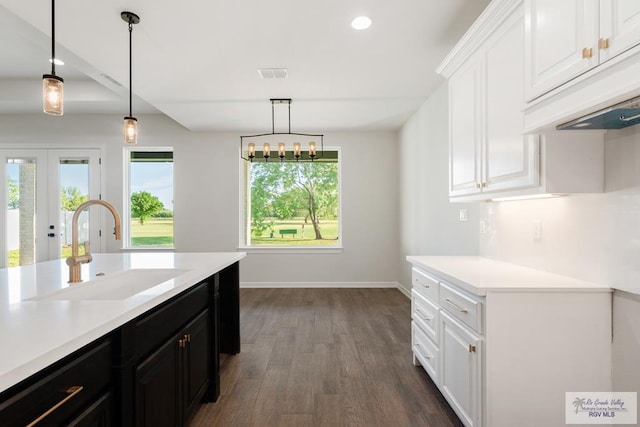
[477, 124, 640, 396]
[479, 126, 640, 290]
[0, 113, 399, 286]
[398, 83, 479, 294]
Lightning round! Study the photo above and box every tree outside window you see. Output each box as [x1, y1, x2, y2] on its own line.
[245, 153, 340, 247]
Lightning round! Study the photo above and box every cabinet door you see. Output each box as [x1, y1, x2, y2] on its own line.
[449, 55, 483, 197]
[524, 0, 599, 100]
[600, 0, 640, 62]
[484, 10, 540, 193]
[67, 392, 113, 427]
[135, 336, 181, 427]
[182, 310, 210, 418]
[440, 311, 481, 427]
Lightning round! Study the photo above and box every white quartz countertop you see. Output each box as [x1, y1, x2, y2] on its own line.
[0, 252, 245, 394]
[406, 256, 611, 296]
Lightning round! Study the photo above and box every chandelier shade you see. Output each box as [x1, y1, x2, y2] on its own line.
[241, 99, 324, 162]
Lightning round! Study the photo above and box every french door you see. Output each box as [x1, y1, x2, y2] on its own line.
[0, 149, 101, 268]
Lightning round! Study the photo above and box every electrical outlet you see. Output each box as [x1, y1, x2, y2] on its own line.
[533, 220, 542, 240]
[459, 209, 468, 222]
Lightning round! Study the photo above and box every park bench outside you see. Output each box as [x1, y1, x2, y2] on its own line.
[279, 229, 297, 238]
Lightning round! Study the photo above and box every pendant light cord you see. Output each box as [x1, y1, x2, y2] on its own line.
[51, 0, 56, 76]
[128, 21, 133, 117]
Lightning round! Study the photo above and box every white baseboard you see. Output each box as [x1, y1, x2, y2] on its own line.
[396, 284, 411, 299]
[240, 281, 399, 289]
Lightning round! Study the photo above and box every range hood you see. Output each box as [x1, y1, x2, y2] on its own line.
[556, 95, 640, 130]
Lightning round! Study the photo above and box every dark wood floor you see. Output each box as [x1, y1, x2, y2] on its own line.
[190, 288, 462, 427]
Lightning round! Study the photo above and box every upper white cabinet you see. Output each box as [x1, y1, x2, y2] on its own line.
[525, 0, 640, 101]
[439, 0, 605, 201]
[440, 1, 540, 200]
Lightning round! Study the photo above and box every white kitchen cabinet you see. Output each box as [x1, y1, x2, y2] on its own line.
[525, 0, 640, 101]
[407, 256, 612, 427]
[440, 1, 540, 201]
[440, 310, 481, 427]
[440, 0, 605, 201]
[411, 268, 441, 384]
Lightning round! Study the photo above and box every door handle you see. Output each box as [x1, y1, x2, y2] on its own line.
[47, 233, 55, 238]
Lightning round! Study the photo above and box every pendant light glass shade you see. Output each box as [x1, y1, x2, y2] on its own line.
[43, 0, 63, 116]
[124, 117, 138, 144]
[121, 11, 140, 144]
[42, 74, 64, 115]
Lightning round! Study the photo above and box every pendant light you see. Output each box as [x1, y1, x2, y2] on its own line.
[121, 11, 140, 144]
[43, 0, 63, 115]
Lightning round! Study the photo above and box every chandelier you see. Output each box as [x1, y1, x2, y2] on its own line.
[241, 99, 324, 162]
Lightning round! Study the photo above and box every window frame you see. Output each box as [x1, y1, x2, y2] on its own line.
[123, 146, 175, 250]
[238, 146, 343, 253]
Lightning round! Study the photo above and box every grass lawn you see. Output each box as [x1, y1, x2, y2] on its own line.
[6, 218, 174, 267]
[131, 218, 174, 246]
[251, 219, 339, 246]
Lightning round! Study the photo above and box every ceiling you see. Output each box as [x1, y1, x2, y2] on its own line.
[0, 0, 490, 132]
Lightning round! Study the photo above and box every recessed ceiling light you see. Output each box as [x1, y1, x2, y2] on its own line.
[49, 58, 64, 66]
[351, 16, 372, 30]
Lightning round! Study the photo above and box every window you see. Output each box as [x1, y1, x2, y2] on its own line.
[125, 148, 174, 248]
[242, 150, 340, 248]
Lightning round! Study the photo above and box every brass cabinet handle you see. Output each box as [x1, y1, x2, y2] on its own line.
[184, 333, 191, 343]
[475, 182, 481, 189]
[582, 47, 593, 58]
[599, 38, 609, 50]
[414, 278, 429, 288]
[415, 308, 432, 322]
[469, 344, 477, 353]
[26, 385, 84, 427]
[178, 338, 184, 348]
[443, 298, 469, 314]
[415, 343, 432, 359]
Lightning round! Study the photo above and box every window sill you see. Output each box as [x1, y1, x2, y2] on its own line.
[121, 247, 175, 252]
[237, 246, 343, 254]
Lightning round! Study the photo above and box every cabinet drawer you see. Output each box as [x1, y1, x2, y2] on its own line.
[0, 339, 112, 426]
[412, 268, 439, 303]
[135, 280, 209, 359]
[412, 289, 440, 343]
[440, 282, 483, 333]
[412, 322, 439, 385]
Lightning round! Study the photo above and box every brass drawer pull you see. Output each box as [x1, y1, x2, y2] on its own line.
[443, 298, 469, 314]
[415, 343, 432, 359]
[582, 47, 593, 59]
[415, 308, 432, 322]
[26, 385, 84, 427]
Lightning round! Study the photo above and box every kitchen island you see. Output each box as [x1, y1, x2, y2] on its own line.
[0, 252, 245, 426]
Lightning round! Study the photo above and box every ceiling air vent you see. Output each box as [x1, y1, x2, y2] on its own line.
[257, 68, 288, 79]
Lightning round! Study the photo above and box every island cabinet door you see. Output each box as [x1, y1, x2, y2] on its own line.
[182, 310, 211, 418]
[135, 335, 181, 427]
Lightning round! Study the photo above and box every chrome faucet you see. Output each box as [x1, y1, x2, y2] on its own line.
[66, 199, 121, 283]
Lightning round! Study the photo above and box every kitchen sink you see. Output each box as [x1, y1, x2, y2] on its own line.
[30, 268, 190, 301]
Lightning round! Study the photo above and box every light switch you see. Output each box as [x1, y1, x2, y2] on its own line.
[533, 220, 542, 240]
[459, 209, 468, 222]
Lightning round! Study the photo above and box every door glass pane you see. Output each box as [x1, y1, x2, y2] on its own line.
[6, 158, 36, 267]
[59, 159, 89, 259]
